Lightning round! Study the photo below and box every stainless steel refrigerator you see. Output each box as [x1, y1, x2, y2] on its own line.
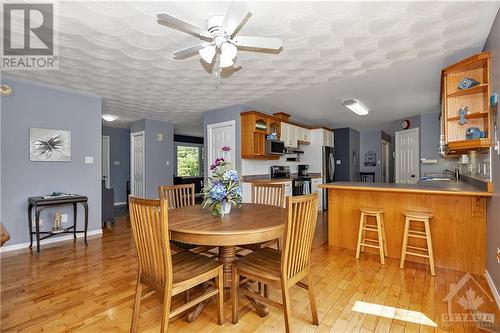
[322, 146, 335, 210]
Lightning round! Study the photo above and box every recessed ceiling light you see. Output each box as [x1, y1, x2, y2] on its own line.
[343, 99, 369, 116]
[102, 114, 117, 122]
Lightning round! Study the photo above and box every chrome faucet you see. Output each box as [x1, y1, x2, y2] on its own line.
[443, 168, 460, 181]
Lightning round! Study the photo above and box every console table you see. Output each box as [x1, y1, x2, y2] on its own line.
[28, 195, 88, 255]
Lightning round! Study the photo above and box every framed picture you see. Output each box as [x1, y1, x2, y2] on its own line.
[30, 128, 71, 162]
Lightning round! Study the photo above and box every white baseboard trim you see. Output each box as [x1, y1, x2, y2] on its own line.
[113, 202, 127, 206]
[0, 229, 103, 253]
[485, 270, 500, 310]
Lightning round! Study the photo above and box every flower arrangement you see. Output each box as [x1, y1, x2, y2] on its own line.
[202, 146, 242, 217]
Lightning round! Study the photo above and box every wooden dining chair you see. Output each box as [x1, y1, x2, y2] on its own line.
[252, 183, 286, 208]
[159, 184, 195, 210]
[232, 193, 319, 333]
[129, 196, 224, 333]
[159, 184, 213, 255]
[241, 183, 285, 252]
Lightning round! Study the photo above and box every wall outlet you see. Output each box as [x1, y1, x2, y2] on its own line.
[336, 160, 341, 165]
[113, 160, 120, 166]
[166, 160, 170, 166]
[61, 214, 68, 223]
[85, 156, 94, 164]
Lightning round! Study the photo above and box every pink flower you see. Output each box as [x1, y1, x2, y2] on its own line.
[222, 145, 231, 152]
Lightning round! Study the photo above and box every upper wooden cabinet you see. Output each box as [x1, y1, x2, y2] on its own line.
[241, 111, 281, 160]
[441, 51, 493, 154]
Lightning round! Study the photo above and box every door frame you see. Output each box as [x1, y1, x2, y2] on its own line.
[395, 127, 420, 184]
[102, 135, 111, 188]
[381, 139, 390, 183]
[130, 131, 145, 196]
[206, 120, 236, 176]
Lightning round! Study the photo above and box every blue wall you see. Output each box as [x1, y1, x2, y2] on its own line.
[130, 119, 174, 198]
[202, 104, 255, 176]
[1, 77, 102, 245]
[102, 126, 130, 204]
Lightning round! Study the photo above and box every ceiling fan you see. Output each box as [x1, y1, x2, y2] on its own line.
[157, 2, 283, 69]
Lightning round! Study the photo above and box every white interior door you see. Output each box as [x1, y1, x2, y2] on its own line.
[207, 120, 236, 176]
[395, 128, 420, 184]
[102, 135, 110, 188]
[130, 131, 145, 196]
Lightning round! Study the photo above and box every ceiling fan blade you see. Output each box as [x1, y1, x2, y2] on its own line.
[174, 43, 208, 59]
[157, 13, 210, 38]
[223, 2, 251, 36]
[233, 36, 282, 50]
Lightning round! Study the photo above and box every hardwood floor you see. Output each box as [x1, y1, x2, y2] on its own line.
[1, 213, 498, 332]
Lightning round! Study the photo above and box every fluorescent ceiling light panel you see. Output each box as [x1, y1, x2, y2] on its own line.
[102, 114, 117, 122]
[343, 99, 369, 116]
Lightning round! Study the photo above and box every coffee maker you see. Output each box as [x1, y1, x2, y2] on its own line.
[298, 164, 309, 178]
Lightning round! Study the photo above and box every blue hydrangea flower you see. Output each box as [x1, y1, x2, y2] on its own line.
[210, 183, 227, 201]
[223, 169, 239, 182]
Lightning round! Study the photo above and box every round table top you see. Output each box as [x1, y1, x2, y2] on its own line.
[168, 203, 285, 246]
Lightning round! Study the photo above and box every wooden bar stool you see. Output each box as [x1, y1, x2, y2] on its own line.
[400, 211, 435, 276]
[355, 208, 388, 264]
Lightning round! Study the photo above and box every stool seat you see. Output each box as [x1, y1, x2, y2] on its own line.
[403, 211, 433, 219]
[356, 208, 387, 264]
[360, 208, 385, 214]
[400, 212, 435, 276]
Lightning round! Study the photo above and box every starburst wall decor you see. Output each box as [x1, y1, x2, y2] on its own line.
[30, 128, 71, 162]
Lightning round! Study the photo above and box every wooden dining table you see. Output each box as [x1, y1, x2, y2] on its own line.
[169, 203, 285, 321]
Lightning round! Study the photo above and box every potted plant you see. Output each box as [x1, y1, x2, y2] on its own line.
[202, 146, 242, 217]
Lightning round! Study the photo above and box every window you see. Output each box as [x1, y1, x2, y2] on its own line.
[175, 144, 204, 177]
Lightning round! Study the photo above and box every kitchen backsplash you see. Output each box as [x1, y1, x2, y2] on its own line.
[459, 149, 491, 181]
[241, 157, 301, 176]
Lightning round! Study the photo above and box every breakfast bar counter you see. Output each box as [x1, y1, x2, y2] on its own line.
[319, 181, 492, 274]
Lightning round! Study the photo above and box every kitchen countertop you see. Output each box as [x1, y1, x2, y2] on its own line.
[319, 181, 492, 197]
[242, 173, 322, 183]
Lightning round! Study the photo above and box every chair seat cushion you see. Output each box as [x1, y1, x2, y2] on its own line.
[172, 252, 222, 289]
[234, 247, 282, 281]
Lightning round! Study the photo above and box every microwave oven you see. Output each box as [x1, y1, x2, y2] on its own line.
[266, 140, 285, 155]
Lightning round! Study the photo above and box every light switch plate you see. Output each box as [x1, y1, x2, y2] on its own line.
[166, 160, 170, 166]
[113, 160, 120, 165]
[336, 160, 341, 165]
[85, 156, 94, 164]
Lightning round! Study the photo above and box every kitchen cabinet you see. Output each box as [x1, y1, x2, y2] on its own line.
[311, 178, 323, 210]
[281, 123, 310, 148]
[241, 111, 281, 159]
[322, 129, 334, 147]
[281, 123, 298, 148]
[441, 51, 493, 155]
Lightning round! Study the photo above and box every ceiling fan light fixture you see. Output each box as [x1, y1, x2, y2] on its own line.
[199, 44, 216, 63]
[219, 54, 235, 68]
[221, 42, 238, 60]
[102, 114, 118, 122]
[343, 99, 369, 116]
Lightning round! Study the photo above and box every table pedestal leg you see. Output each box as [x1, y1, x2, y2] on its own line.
[219, 246, 236, 288]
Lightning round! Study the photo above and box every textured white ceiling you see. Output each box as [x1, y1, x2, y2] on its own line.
[5, 1, 500, 136]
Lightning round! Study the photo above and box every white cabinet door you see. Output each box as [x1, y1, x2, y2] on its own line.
[242, 182, 252, 203]
[289, 125, 298, 148]
[302, 128, 311, 142]
[322, 130, 334, 147]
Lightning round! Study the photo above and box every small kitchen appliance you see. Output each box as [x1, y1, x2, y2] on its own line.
[298, 164, 309, 177]
[270, 165, 290, 179]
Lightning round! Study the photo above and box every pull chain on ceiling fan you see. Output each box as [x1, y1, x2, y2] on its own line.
[157, 1, 283, 70]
